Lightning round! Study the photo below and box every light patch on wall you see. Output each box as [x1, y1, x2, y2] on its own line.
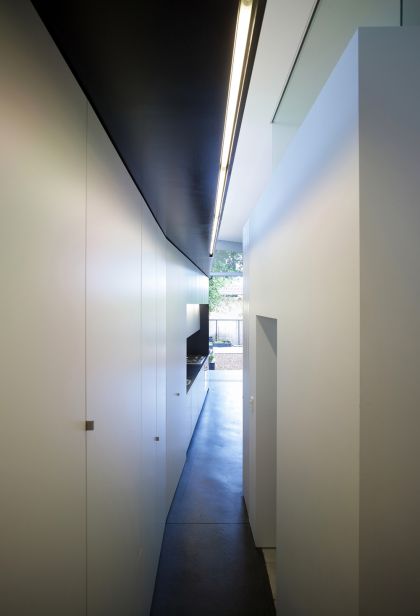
[186, 304, 200, 337]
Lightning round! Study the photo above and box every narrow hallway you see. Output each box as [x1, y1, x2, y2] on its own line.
[151, 372, 275, 615]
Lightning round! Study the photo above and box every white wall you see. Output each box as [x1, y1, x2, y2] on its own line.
[245, 33, 361, 616]
[358, 27, 420, 616]
[244, 27, 420, 616]
[0, 2, 208, 614]
[272, 0, 400, 167]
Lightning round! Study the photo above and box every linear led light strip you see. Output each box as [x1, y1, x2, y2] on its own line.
[209, 0, 253, 257]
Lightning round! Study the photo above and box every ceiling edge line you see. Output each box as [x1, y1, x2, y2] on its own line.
[31, 1, 209, 278]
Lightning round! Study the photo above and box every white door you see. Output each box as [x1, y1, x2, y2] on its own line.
[166, 244, 188, 507]
[155, 227, 167, 545]
[140, 203, 160, 613]
[0, 3, 86, 613]
[86, 108, 143, 615]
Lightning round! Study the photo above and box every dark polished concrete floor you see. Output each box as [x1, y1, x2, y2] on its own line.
[151, 373, 276, 616]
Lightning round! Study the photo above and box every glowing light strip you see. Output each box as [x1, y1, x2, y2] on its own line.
[209, 0, 253, 256]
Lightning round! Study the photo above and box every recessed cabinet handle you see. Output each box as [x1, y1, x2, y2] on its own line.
[85, 420, 95, 431]
[154, 436, 160, 442]
[175, 392, 180, 396]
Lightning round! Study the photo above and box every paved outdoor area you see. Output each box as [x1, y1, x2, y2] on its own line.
[213, 345, 243, 371]
[213, 352, 243, 370]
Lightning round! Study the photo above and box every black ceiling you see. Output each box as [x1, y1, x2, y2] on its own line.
[32, 1, 265, 275]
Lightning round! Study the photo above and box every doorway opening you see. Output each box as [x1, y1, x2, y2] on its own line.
[256, 315, 277, 601]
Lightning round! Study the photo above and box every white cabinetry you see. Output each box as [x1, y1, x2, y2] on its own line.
[155, 225, 167, 554]
[86, 132, 167, 616]
[0, 3, 207, 613]
[186, 303, 200, 337]
[187, 363, 208, 437]
[0, 4, 86, 613]
[140, 202, 167, 613]
[85, 119, 168, 615]
[166, 243, 189, 507]
[166, 246, 209, 508]
[86, 107, 143, 615]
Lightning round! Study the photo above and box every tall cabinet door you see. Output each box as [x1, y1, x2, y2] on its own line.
[155, 227, 167, 544]
[140, 202, 159, 613]
[140, 204, 167, 613]
[0, 3, 86, 614]
[86, 107, 143, 616]
[166, 244, 188, 508]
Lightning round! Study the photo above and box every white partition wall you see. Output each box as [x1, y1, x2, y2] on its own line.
[358, 28, 420, 616]
[246, 34, 360, 615]
[244, 27, 420, 616]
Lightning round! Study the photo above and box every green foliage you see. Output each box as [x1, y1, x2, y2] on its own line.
[209, 276, 225, 312]
[209, 250, 243, 313]
[211, 250, 243, 274]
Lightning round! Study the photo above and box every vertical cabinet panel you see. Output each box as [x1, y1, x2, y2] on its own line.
[86, 107, 143, 616]
[140, 203, 160, 613]
[155, 229, 167, 543]
[86, 119, 167, 616]
[200, 275, 209, 305]
[185, 261, 208, 305]
[166, 247, 209, 509]
[0, 3, 87, 614]
[188, 369, 206, 437]
[166, 244, 188, 507]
